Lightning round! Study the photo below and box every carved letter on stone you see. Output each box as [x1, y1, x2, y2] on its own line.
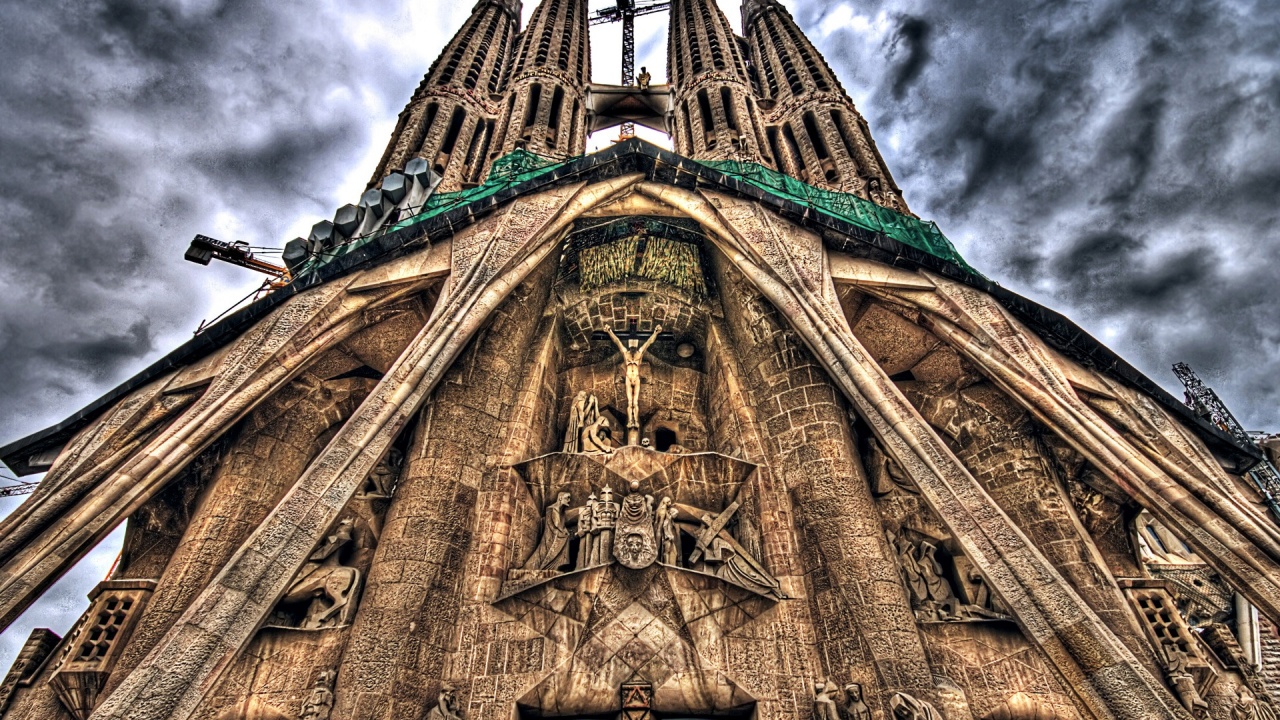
[613, 485, 658, 569]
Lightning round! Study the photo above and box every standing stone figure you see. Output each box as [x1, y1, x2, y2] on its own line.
[813, 681, 840, 720]
[844, 683, 872, 720]
[299, 671, 335, 720]
[593, 486, 620, 563]
[918, 541, 959, 618]
[605, 324, 662, 436]
[576, 494, 598, 568]
[656, 496, 680, 566]
[637, 66, 651, 90]
[363, 447, 403, 498]
[563, 391, 591, 452]
[519, 492, 573, 571]
[890, 691, 942, 720]
[427, 686, 463, 720]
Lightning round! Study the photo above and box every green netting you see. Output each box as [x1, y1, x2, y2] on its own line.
[697, 159, 979, 275]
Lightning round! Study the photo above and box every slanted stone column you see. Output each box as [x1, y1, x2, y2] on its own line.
[333, 265, 555, 720]
[100, 376, 375, 701]
[714, 262, 936, 711]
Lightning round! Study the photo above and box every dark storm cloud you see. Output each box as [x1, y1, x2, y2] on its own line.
[799, 0, 1280, 430]
[0, 0, 416, 446]
[0, 0, 449, 671]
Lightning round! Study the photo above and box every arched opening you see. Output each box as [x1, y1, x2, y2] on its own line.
[654, 427, 679, 452]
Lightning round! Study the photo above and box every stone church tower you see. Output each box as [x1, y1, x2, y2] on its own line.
[3, 1, 1280, 719]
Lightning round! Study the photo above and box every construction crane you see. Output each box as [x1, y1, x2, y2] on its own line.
[0, 481, 37, 497]
[591, 0, 671, 139]
[184, 234, 290, 287]
[1172, 362, 1280, 521]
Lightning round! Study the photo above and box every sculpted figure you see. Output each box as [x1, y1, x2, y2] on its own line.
[564, 391, 590, 452]
[1235, 686, 1280, 720]
[576, 494, 598, 568]
[427, 686, 463, 720]
[844, 683, 872, 720]
[890, 691, 942, 720]
[580, 413, 615, 454]
[280, 518, 361, 628]
[613, 487, 658, 569]
[814, 682, 840, 720]
[605, 324, 662, 432]
[363, 447, 403, 498]
[519, 492, 573, 571]
[895, 533, 928, 607]
[637, 66, 651, 90]
[656, 496, 680, 566]
[593, 486, 619, 563]
[299, 671, 335, 720]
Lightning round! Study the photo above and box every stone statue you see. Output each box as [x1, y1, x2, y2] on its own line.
[427, 685, 463, 720]
[895, 532, 928, 607]
[576, 494, 598, 569]
[1235, 686, 1280, 720]
[605, 324, 662, 436]
[890, 691, 942, 720]
[844, 683, 872, 720]
[637, 66, 651, 90]
[814, 681, 840, 720]
[563, 391, 591, 452]
[361, 447, 403, 498]
[592, 486, 619, 563]
[280, 518, 361, 628]
[580, 412, 615, 454]
[656, 496, 680, 566]
[299, 670, 335, 720]
[614, 485, 658, 569]
[1161, 640, 1207, 715]
[564, 392, 613, 453]
[918, 541, 959, 618]
[518, 492, 573, 571]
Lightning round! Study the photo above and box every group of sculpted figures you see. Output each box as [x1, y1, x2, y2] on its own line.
[563, 324, 664, 453]
[815, 682, 939, 720]
[514, 480, 784, 600]
[891, 529, 1006, 623]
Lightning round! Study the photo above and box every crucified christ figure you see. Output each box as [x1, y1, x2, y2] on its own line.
[606, 324, 662, 433]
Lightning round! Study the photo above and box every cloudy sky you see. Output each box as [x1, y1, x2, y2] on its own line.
[1, 0, 1277, 674]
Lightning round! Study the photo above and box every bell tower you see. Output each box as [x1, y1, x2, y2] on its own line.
[492, 0, 591, 159]
[741, 0, 910, 212]
[667, 0, 770, 163]
[369, 0, 522, 191]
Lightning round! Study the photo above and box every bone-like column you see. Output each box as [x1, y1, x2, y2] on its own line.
[886, 275, 1280, 624]
[0, 276, 424, 631]
[633, 182, 1190, 720]
[713, 265, 935, 708]
[89, 176, 641, 720]
[100, 376, 376, 700]
[334, 271, 555, 720]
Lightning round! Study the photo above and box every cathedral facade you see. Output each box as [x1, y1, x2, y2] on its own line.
[2, 1, 1279, 719]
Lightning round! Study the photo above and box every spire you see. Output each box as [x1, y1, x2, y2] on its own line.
[491, 0, 590, 159]
[369, 0, 521, 191]
[667, 0, 771, 163]
[742, 0, 910, 213]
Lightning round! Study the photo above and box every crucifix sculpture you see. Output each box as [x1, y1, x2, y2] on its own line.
[605, 324, 662, 445]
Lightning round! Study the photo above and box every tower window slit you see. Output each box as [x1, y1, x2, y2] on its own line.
[766, 126, 784, 170]
[558, 0, 575, 70]
[414, 103, 440, 156]
[720, 87, 739, 132]
[489, 22, 511, 93]
[547, 86, 564, 146]
[470, 120, 495, 183]
[804, 111, 837, 182]
[568, 99, 580, 149]
[830, 110, 857, 168]
[782, 122, 807, 174]
[437, 107, 467, 173]
[697, 89, 716, 149]
[523, 84, 542, 130]
[682, 101, 696, 152]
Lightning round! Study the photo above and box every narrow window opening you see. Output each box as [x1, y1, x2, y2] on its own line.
[720, 87, 739, 132]
[697, 89, 716, 148]
[547, 86, 565, 146]
[782, 122, 807, 176]
[523, 84, 542, 129]
[436, 107, 467, 174]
